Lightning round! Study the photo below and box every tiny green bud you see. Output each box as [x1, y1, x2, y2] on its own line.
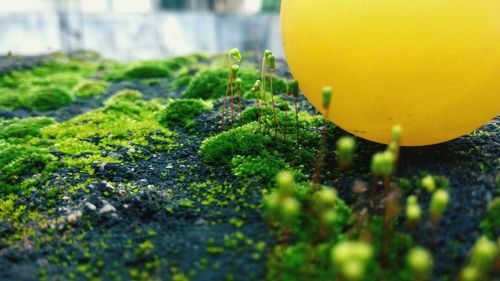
[314, 188, 337, 209]
[341, 260, 364, 281]
[371, 151, 395, 177]
[229, 48, 241, 62]
[392, 124, 402, 143]
[380, 151, 395, 176]
[337, 136, 356, 167]
[351, 242, 373, 263]
[421, 175, 436, 193]
[406, 202, 422, 225]
[276, 171, 295, 196]
[407, 247, 433, 278]
[407, 195, 418, 205]
[322, 86, 332, 109]
[430, 189, 450, 217]
[280, 197, 300, 224]
[234, 78, 243, 91]
[460, 266, 479, 281]
[252, 80, 262, 92]
[267, 54, 276, 71]
[332, 241, 373, 281]
[264, 50, 273, 59]
[371, 153, 384, 176]
[332, 241, 373, 265]
[288, 80, 299, 97]
[231, 64, 240, 78]
[470, 236, 498, 269]
[332, 242, 351, 265]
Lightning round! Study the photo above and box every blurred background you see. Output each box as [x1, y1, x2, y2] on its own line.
[0, 0, 282, 61]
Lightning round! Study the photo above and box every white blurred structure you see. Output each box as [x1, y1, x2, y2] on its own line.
[0, 0, 282, 60]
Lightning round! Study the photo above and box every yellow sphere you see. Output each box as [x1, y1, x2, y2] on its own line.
[281, 0, 500, 146]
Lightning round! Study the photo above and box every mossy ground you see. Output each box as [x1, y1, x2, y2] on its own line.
[0, 52, 498, 281]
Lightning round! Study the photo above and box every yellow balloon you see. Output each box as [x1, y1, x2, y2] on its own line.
[281, 0, 500, 146]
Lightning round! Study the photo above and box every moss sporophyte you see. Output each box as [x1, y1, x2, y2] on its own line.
[222, 48, 242, 131]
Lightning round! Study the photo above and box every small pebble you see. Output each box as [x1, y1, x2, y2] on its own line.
[67, 211, 82, 225]
[85, 202, 97, 211]
[99, 201, 117, 213]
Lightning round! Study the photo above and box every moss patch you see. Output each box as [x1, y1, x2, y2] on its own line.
[157, 99, 212, 131]
[0, 117, 55, 142]
[42, 89, 175, 173]
[26, 87, 73, 111]
[183, 68, 287, 100]
[0, 140, 57, 195]
[0, 55, 99, 111]
[73, 80, 108, 99]
[105, 61, 174, 81]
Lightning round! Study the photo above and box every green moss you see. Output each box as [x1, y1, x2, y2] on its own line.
[0, 55, 99, 110]
[163, 54, 208, 71]
[0, 140, 57, 194]
[73, 80, 108, 99]
[183, 68, 287, 100]
[0, 89, 22, 110]
[42, 90, 174, 173]
[25, 87, 73, 111]
[0, 117, 55, 142]
[200, 122, 270, 164]
[264, 182, 353, 281]
[231, 152, 303, 182]
[157, 99, 212, 131]
[31, 72, 81, 89]
[200, 109, 322, 171]
[105, 61, 174, 81]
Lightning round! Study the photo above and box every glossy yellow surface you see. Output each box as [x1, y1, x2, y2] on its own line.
[281, 0, 500, 146]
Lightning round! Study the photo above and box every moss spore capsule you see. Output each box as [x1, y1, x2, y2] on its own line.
[322, 86, 332, 109]
[229, 48, 241, 62]
[407, 247, 433, 279]
[392, 124, 402, 143]
[430, 189, 450, 217]
[280, 197, 300, 224]
[421, 175, 436, 193]
[288, 80, 299, 97]
[337, 136, 356, 168]
[231, 64, 240, 79]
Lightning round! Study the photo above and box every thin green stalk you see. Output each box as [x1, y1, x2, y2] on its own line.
[230, 80, 235, 128]
[269, 71, 278, 142]
[284, 86, 289, 142]
[294, 95, 299, 148]
[221, 54, 232, 131]
[238, 88, 243, 127]
[261, 55, 268, 131]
